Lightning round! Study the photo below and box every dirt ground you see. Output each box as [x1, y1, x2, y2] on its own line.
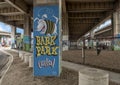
[63, 50, 120, 72]
[2, 50, 78, 85]
[1, 50, 120, 85]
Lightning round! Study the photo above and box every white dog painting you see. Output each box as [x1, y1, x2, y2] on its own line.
[34, 14, 58, 35]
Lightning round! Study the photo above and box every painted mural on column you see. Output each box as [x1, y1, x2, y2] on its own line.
[33, 5, 61, 76]
[23, 35, 31, 51]
[114, 34, 120, 50]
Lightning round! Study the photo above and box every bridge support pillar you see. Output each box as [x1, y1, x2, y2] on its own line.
[62, 13, 69, 51]
[89, 31, 94, 49]
[113, 11, 120, 50]
[11, 25, 16, 49]
[23, 15, 31, 51]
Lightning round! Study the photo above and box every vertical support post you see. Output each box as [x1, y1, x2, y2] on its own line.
[82, 38, 85, 64]
[111, 13, 114, 50]
[23, 14, 31, 51]
[112, 11, 120, 50]
[11, 25, 16, 48]
[62, 12, 69, 51]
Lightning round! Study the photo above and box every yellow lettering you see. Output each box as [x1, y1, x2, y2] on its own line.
[51, 47, 59, 55]
[41, 46, 45, 55]
[45, 36, 51, 45]
[45, 46, 51, 55]
[51, 36, 56, 45]
[35, 36, 58, 57]
[36, 46, 41, 56]
[36, 36, 41, 45]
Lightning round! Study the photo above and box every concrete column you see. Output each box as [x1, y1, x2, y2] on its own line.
[23, 14, 31, 51]
[82, 39, 85, 64]
[113, 11, 120, 50]
[62, 12, 69, 51]
[89, 31, 94, 49]
[11, 25, 16, 48]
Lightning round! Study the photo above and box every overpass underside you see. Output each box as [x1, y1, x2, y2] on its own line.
[62, 0, 120, 41]
[0, 0, 120, 51]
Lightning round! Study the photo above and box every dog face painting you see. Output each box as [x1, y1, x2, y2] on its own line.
[34, 14, 58, 35]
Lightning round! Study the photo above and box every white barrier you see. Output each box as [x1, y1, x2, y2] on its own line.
[21, 53, 26, 60]
[24, 53, 31, 63]
[18, 51, 33, 67]
[19, 51, 26, 59]
[19, 51, 24, 58]
[29, 55, 33, 67]
[79, 68, 109, 85]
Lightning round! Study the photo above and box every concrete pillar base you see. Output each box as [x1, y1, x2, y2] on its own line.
[21, 54, 25, 60]
[29, 55, 33, 67]
[63, 35, 69, 51]
[19, 52, 23, 58]
[24, 53, 31, 63]
[79, 68, 109, 85]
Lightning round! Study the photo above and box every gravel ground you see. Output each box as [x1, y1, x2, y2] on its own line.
[1, 50, 119, 85]
[2, 50, 78, 85]
[63, 50, 120, 72]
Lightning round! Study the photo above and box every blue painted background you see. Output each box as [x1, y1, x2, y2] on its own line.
[33, 5, 60, 76]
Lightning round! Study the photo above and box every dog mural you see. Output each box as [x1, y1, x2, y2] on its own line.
[34, 14, 58, 35]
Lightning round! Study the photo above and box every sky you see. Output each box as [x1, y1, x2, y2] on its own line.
[16, 27, 24, 35]
[0, 22, 11, 32]
[0, 22, 24, 34]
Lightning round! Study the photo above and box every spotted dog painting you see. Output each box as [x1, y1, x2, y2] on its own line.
[33, 5, 61, 76]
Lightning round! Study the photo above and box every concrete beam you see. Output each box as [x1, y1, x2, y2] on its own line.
[68, 12, 103, 18]
[0, 15, 5, 21]
[69, 22, 98, 24]
[15, 20, 24, 25]
[68, 10, 110, 13]
[114, 0, 120, 12]
[34, 0, 58, 5]
[67, 2, 113, 12]
[69, 17, 101, 19]
[5, 0, 28, 14]
[95, 26, 112, 35]
[0, 0, 5, 2]
[0, 1, 7, 5]
[0, 15, 23, 28]
[93, 16, 111, 30]
[80, 15, 111, 39]
[69, 18, 99, 24]
[6, 15, 24, 21]
[0, 7, 23, 16]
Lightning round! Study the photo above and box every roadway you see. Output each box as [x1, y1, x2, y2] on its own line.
[0, 50, 9, 75]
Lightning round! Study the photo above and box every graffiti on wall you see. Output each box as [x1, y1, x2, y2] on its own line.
[33, 5, 61, 76]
